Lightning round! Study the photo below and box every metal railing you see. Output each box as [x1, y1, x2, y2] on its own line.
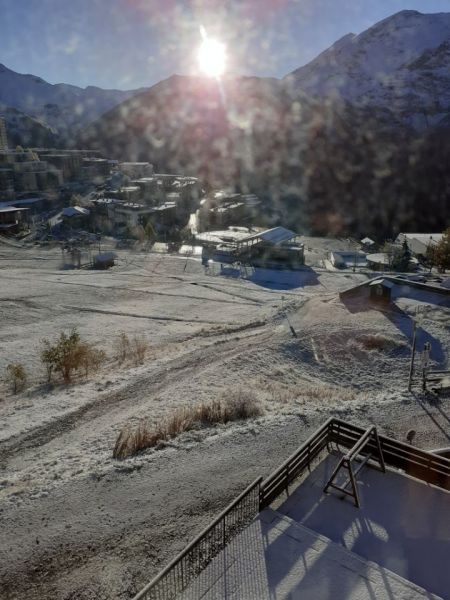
[260, 418, 450, 510]
[133, 477, 262, 600]
[134, 418, 450, 599]
[260, 417, 332, 508]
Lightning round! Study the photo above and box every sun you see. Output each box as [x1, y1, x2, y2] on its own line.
[197, 35, 226, 78]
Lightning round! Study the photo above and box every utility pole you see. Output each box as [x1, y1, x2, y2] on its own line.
[408, 319, 417, 392]
[422, 341, 431, 391]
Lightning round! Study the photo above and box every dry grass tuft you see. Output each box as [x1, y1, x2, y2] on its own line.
[115, 333, 149, 365]
[264, 379, 364, 405]
[113, 390, 262, 459]
[352, 334, 402, 352]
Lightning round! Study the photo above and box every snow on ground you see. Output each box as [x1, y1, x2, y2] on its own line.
[0, 241, 449, 600]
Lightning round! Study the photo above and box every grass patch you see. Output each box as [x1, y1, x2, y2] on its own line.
[113, 390, 262, 459]
[264, 379, 363, 404]
[114, 333, 149, 365]
[352, 334, 403, 352]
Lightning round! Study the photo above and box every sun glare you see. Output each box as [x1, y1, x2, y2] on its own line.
[197, 35, 226, 78]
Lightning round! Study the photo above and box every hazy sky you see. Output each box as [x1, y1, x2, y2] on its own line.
[1, 0, 450, 90]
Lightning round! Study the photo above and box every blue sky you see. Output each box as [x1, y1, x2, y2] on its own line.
[1, 0, 450, 90]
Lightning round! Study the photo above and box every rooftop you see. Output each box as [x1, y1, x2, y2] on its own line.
[237, 226, 299, 247]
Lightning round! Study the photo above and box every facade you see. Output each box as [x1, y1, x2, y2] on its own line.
[0, 117, 8, 150]
[330, 251, 368, 269]
[236, 227, 305, 268]
[0, 206, 28, 233]
[118, 162, 153, 179]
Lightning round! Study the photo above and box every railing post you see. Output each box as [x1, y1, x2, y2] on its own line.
[222, 509, 226, 548]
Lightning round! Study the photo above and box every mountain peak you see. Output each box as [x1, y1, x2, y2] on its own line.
[286, 9, 450, 129]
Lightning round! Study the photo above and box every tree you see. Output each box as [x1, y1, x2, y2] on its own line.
[393, 239, 411, 272]
[382, 240, 410, 272]
[41, 329, 105, 383]
[5, 363, 27, 394]
[434, 228, 450, 272]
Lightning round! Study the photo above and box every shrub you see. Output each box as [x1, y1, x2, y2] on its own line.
[5, 363, 27, 394]
[41, 329, 105, 383]
[355, 334, 400, 352]
[131, 335, 148, 365]
[222, 389, 261, 420]
[115, 333, 131, 363]
[78, 345, 107, 377]
[115, 333, 148, 365]
[113, 393, 262, 459]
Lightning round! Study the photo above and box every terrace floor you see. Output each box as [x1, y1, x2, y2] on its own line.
[181, 453, 449, 599]
[275, 452, 450, 599]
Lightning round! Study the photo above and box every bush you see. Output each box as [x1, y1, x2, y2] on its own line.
[113, 392, 262, 459]
[131, 335, 148, 365]
[354, 334, 400, 352]
[115, 333, 148, 365]
[41, 329, 106, 383]
[5, 363, 27, 394]
[79, 345, 107, 377]
[115, 333, 131, 363]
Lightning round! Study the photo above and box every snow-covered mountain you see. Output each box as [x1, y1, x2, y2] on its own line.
[286, 10, 450, 129]
[0, 62, 147, 135]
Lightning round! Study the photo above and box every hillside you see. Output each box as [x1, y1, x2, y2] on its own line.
[0, 62, 147, 135]
[0, 104, 59, 148]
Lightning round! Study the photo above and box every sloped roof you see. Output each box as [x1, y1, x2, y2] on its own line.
[0, 206, 29, 213]
[62, 206, 90, 218]
[369, 278, 394, 288]
[367, 253, 390, 265]
[238, 226, 298, 246]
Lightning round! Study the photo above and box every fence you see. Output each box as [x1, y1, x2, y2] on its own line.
[328, 418, 450, 490]
[259, 418, 332, 508]
[134, 418, 450, 599]
[133, 477, 262, 600]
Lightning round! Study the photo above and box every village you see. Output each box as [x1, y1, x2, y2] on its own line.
[1, 113, 449, 277]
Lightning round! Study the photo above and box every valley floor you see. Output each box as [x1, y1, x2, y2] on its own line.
[0, 243, 449, 600]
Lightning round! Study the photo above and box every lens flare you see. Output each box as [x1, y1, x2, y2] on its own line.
[197, 34, 226, 78]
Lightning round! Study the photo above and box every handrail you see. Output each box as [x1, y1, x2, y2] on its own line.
[261, 418, 333, 489]
[133, 476, 262, 600]
[133, 418, 450, 600]
[260, 418, 332, 508]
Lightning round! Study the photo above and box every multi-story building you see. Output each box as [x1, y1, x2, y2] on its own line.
[0, 117, 8, 150]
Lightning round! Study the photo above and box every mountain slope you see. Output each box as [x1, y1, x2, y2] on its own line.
[0, 104, 59, 148]
[0, 63, 148, 135]
[286, 10, 450, 128]
[78, 74, 290, 183]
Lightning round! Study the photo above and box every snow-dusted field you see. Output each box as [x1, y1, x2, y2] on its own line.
[0, 242, 449, 600]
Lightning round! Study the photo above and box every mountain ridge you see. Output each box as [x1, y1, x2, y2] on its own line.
[0, 61, 149, 136]
[285, 10, 450, 129]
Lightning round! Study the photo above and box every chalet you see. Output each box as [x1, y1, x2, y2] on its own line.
[235, 226, 305, 268]
[395, 233, 443, 258]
